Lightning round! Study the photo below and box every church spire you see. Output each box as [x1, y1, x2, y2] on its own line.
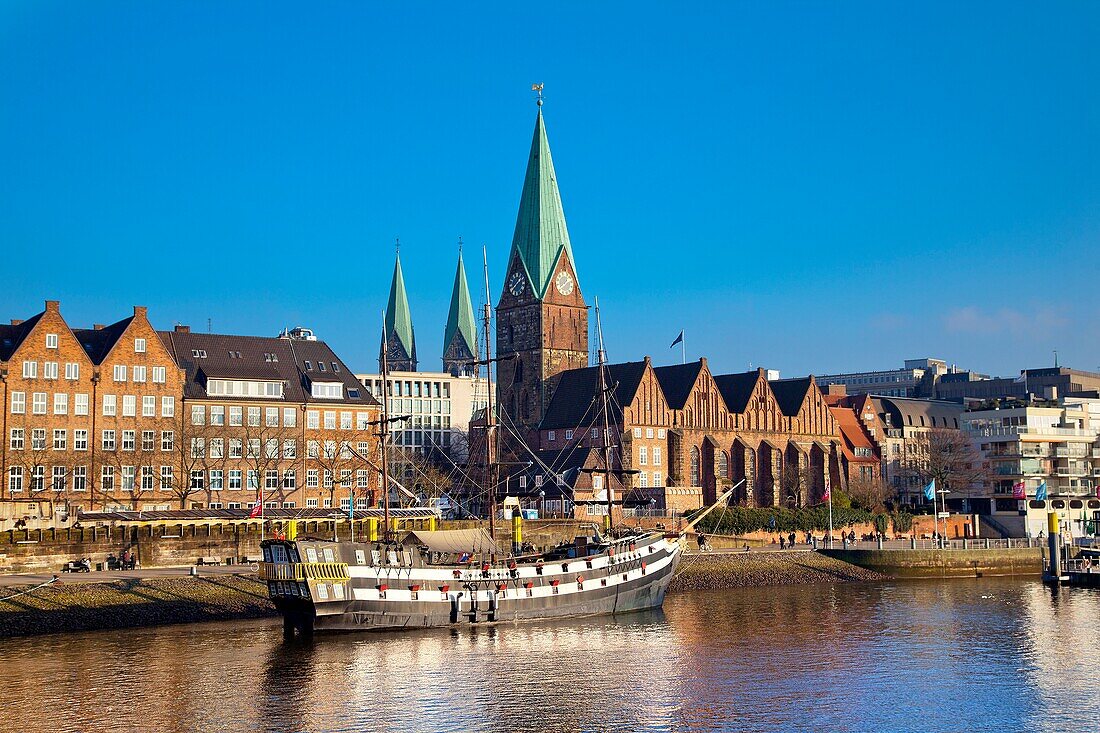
[380, 248, 417, 372]
[507, 104, 578, 299]
[443, 244, 478, 376]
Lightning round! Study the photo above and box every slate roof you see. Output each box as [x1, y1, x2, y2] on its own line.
[872, 396, 963, 430]
[509, 109, 578, 298]
[443, 250, 478, 360]
[539, 360, 649, 429]
[158, 329, 379, 407]
[72, 316, 134, 364]
[713, 370, 763, 414]
[769, 377, 813, 416]
[652, 361, 704, 410]
[382, 253, 416, 364]
[0, 312, 43, 361]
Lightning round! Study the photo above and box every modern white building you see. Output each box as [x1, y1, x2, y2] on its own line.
[963, 396, 1100, 537]
[817, 358, 952, 398]
[356, 370, 489, 457]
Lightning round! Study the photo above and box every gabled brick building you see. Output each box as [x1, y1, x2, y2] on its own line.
[1, 300, 379, 522]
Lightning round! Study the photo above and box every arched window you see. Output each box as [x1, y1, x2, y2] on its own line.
[514, 357, 524, 385]
[717, 450, 728, 479]
[690, 446, 701, 487]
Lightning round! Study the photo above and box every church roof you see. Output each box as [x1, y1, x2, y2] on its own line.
[382, 253, 416, 362]
[509, 110, 577, 298]
[653, 361, 704, 410]
[770, 377, 813, 416]
[713, 370, 763, 414]
[443, 251, 478, 360]
[539, 360, 649, 430]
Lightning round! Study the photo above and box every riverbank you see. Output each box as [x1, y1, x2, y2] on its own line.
[0, 551, 884, 638]
[0, 573, 276, 637]
[820, 547, 1043, 579]
[670, 550, 887, 591]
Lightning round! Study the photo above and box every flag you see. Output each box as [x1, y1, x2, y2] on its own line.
[348, 492, 355, 520]
[823, 479, 831, 502]
[1035, 481, 1048, 501]
[1012, 481, 1026, 499]
[248, 503, 262, 518]
[923, 479, 935, 502]
[669, 330, 684, 348]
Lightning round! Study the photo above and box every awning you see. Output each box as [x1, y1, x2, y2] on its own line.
[402, 528, 497, 555]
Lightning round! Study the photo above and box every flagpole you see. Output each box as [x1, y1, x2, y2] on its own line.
[681, 332, 686, 365]
[825, 474, 833, 548]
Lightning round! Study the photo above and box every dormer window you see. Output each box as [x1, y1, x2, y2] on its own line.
[191, 349, 207, 358]
[348, 388, 360, 399]
[318, 362, 327, 372]
[305, 361, 313, 371]
[264, 353, 278, 362]
[331, 362, 340, 373]
[311, 382, 343, 399]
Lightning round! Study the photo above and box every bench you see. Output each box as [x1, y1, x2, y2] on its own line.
[196, 556, 219, 566]
[239, 555, 261, 564]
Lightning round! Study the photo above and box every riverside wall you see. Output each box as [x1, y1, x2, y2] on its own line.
[820, 547, 1044, 579]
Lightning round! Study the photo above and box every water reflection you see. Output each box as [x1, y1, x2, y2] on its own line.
[2, 579, 1098, 733]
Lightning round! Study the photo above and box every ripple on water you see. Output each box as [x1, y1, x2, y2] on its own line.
[1, 578, 1097, 733]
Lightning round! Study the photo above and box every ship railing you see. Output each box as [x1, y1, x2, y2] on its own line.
[258, 561, 350, 582]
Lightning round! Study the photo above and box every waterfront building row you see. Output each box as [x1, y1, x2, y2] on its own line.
[0, 301, 381, 525]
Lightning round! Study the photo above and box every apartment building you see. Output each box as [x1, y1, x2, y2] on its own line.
[963, 396, 1100, 536]
[0, 301, 380, 522]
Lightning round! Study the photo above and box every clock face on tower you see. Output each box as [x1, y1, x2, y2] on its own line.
[555, 271, 575, 296]
[507, 271, 526, 297]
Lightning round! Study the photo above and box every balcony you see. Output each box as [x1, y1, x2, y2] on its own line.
[968, 426, 1097, 439]
[1054, 447, 1089, 458]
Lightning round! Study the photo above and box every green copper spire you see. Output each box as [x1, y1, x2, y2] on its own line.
[443, 248, 478, 375]
[509, 109, 578, 298]
[380, 251, 417, 371]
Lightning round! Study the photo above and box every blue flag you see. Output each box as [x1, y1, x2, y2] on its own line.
[670, 330, 684, 348]
[923, 479, 935, 502]
[1035, 481, 1047, 501]
[348, 492, 355, 520]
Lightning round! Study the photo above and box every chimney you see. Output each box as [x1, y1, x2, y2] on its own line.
[175, 324, 191, 333]
[10, 319, 24, 326]
[93, 324, 105, 331]
[133, 306, 148, 318]
[44, 300, 60, 313]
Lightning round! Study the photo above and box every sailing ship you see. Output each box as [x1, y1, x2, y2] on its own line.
[258, 93, 729, 635]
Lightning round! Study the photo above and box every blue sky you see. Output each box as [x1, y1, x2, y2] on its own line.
[2, 2, 1098, 378]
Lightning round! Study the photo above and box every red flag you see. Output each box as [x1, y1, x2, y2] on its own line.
[1012, 481, 1026, 499]
[248, 503, 263, 518]
[823, 478, 831, 502]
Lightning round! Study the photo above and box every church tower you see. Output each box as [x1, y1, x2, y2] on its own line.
[380, 251, 417, 372]
[496, 102, 588, 430]
[443, 248, 478, 376]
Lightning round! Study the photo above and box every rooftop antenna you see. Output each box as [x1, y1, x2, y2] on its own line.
[207, 317, 212, 333]
[1054, 349, 1059, 368]
[532, 82, 544, 107]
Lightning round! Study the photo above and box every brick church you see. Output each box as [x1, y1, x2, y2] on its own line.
[489, 103, 847, 518]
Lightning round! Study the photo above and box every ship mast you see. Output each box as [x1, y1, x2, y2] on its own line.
[379, 309, 393, 541]
[594, 297, 616, 532]
[481, 245, 500, 556]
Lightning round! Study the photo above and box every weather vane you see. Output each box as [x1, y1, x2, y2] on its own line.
[532, 82, 544, 107]
[395, 236, 400, 255]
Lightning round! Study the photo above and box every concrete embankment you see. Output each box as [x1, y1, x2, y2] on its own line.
[820, 547, 1043, 579]
[669, 550, 887, 591]
[0, 574, 276, 638]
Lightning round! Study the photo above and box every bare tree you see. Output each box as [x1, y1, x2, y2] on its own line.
[308, 424, 373, 512]
[908, 428, 990, 496]
[847, 471, 890, 512]
[779, 459, 814, 509]
[239, 409, 298, 508]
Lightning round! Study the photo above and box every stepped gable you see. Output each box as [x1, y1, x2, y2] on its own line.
[539, 360, 649, 430]
[652, 361, 705, 410]
[769, 376, 814, 417]
[713, 369, 765, 414]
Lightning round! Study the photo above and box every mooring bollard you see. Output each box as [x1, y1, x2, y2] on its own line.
[190, 566, 198, 577]
[877, 535, 883, 550]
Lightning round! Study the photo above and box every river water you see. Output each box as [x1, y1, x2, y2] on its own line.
[2, 578, 1097, 733]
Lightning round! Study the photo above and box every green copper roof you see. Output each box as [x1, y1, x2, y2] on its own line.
[509, 110, 577, 298]
[444, 250, 478, 359]
[383, 253, 416, 362]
